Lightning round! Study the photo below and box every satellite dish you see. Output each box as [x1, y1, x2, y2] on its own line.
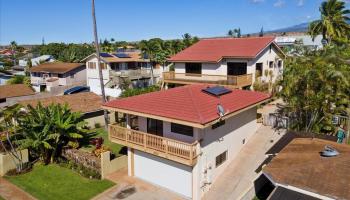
[217, 104, 225, 119]
[321, 145, 339, 157]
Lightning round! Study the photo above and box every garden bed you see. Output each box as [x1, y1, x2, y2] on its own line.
[6, 163, 115, 200]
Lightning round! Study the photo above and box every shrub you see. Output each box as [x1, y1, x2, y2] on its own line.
[58, 159, 101, 179]
[94, 123, 101, 129]
[120, 85, 160, 98]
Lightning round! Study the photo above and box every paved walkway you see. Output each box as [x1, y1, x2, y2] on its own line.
[203, 125, 286, 200]
[92, 168, 184, 200]
[0, 177, 36, 200]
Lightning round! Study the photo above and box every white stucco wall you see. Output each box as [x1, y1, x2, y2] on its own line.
[131, 107, 259, 200]
[133, 150, 192, 198]
[194, 107, 258, 198]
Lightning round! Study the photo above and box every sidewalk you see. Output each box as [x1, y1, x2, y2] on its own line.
[0, 177, 36, 200]
[203, 125, 285, 200]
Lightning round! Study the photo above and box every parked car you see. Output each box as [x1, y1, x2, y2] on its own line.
[64, 86, 90, 95]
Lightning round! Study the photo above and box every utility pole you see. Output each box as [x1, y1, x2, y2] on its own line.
[92, 0, 109, 129]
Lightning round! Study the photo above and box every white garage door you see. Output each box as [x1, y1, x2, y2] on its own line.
[134, 150, 192, 198]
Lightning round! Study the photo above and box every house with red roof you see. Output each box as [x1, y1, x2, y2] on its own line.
[102, 84, 270, 199]
[164, 37, 285, 89]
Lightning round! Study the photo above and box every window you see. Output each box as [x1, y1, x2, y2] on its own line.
[277, 60, 282, 68]
[269, 61, 274, 68]
[99, 63, 107, 70]
[110, 63, 120, 71]
[88, 62, 96, 69]
[147, 118, 163, 136]
[171, 123, 193, 137]
[255, 63, 263, 77]
[212, 120, 225, 129]
[185, 63, 202, 75]
[216, 151, 227, 167]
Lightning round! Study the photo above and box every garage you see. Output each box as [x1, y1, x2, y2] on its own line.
[133, 150, 192, 198]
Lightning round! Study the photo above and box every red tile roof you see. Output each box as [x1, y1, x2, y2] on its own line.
[169, 37, 278, 63]
[103, 84, 270, 125]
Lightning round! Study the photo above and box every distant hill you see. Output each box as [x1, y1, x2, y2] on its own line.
[267, 23, 309, 34]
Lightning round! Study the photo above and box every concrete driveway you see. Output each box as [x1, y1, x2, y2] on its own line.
[92, 168, 185, 200]
[203, 125, 285, 200]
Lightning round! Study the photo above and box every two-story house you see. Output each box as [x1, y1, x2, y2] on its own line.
[102, 84, 270, 199]
[30, 62, 86, 92]
[83, 49, 158, 97]
[164, 37, 285, 89]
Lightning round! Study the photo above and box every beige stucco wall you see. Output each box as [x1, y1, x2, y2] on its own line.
[84, 112, 115, 128]
[101, 151, 127, 179]
[0, 149, 29, 176]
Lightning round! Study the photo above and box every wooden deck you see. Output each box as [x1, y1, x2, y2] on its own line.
[109, 124, 199, 166]
[162, 71, 253, 88]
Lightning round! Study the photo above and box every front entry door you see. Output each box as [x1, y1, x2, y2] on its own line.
[147, 118, 163, 137]
[227, 62, 247, 76]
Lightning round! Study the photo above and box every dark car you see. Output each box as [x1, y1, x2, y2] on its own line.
[63, 86, 90, 95]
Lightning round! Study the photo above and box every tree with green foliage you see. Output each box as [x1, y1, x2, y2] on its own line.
[6, 75, 31, 87]
[120, 85, 160, 98]
[308, 0, 350, 44]
[278, 45, 350, 134]
[15, 103, 88, 164]
[259, 27, 264, 37]
[38, 43, 95, 62]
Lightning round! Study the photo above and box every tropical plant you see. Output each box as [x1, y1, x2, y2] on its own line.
[15, 103, 88, 164]
[277, 45, 350, 133]
[6, 75, 31, 86]
[308, 0, 350, 44]
[92, 0, 109, 129]
[120, 85, 160, 98]
[0, 104, 27, 172]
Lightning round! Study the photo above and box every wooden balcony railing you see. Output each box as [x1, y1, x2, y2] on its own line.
[163, 71, 252, 88]
[109, 124, 199, 166]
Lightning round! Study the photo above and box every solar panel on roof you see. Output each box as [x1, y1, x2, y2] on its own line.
[202, 86, 232, 97]
[99, 53, 112, 57]
[114, 53, 131, 58]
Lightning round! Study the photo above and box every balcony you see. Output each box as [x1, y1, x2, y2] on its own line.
[110, 69, 161, 80]
[162, 71, 252, 88]
[109, 124, 199, 166]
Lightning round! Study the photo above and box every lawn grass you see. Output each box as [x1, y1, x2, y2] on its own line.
[81, 128, 124, 155]
[6, 163, 115, 200]
[0, 195, 4, 200]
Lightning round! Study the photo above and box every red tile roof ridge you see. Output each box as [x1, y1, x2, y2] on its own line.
[186, 85, 205, 124]
[201, 36, 276, 41]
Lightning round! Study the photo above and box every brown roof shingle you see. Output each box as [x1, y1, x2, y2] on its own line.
[0, 84, 35, 99]
[263, 138, 350, 200]
[19, 92, 102, 113]
[29, 62, 84, 74]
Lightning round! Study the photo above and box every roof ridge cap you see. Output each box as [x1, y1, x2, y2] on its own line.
[186, 86, 205, 124]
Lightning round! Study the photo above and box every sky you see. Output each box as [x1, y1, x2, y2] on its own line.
[0, 0, 347, 45]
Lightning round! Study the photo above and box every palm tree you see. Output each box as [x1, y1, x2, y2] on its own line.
[227, 30, 234, 37]
[92, 0, 108, 129]
[10, 41, 17, 66]
[309, 0, 350, 43]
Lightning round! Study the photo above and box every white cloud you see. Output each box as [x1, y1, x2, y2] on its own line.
[250, 0, 264, 4]
[297, 0, 304, 7]
[273, 0, 285, 7]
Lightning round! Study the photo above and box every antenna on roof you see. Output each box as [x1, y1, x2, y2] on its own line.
[217, 103, 226, 120]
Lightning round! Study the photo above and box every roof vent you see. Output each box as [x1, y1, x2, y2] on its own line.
[202, 86, 232, 97]
[321, 145, 339, 157]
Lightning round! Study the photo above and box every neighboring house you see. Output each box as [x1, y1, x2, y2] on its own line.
[19, 92, 113, 128]
[102, 84, 270, 199]
[263, 138, 350, 200]
[275, 35, 324, 51]
[29, 62, 86, 92]
[0, 72, 12, 85]
[82, 49, 158, 98]
[0, 84, 35, 106]
[165, 37, 285, 89]
[30, 55, 55, 66]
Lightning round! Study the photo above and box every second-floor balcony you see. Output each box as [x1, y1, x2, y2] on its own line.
[109, 69, 161, 80]
[162, 71, 252, 88]
[109, 124, 199, 166]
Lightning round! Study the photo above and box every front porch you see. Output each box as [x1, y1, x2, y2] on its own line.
[162, 71, 252, 88]
[108, 124, 199, 166]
